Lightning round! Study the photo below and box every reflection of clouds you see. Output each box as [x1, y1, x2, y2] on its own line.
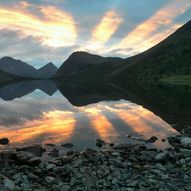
[0, 90, 77, 127]
[82, 107, 118, 141]
[0, 110, 76, 145]
[80, 100, 178, 141]
[0, 93, 179, 148]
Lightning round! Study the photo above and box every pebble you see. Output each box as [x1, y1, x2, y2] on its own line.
[0, 134, 190, 190]
[45, 176, 55, 184]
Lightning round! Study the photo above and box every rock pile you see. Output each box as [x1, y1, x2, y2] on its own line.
[0, 135, 191, 190]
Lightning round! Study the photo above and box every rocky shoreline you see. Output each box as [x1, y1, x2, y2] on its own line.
[0, 133, 191, 191]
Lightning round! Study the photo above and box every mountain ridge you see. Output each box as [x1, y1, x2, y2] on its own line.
[55, 51, 124, 77]
[54, 20, 191, 83]
[0, 57, 58, 79]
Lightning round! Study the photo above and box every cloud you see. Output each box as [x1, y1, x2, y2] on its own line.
[0, 28, 79, 67]
[78, 10, 122, 52]
[0, 0, 190, 65]
[0, 4, 77, 48]
[107, 0, 191, 56]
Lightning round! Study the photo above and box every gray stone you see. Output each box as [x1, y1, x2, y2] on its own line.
[180, 137, 191, 149]
[62, 185, 70, 191]
[70, 177, 76, 186]
[66, 150, 74, 156]
[46, 163, 56, 170]
[17, 145, 46, 157]
[155, 152, 169, 163]
[3, 179, 16, 191]
[180, 148, 191, 157]
[48, 148, 59, 157]
[112, 177, 118, 185]
[184, 127, 191, 136]
[0, 151, 16, 161]
[45, 176, 55, 184]
[61, 143, 74, 148]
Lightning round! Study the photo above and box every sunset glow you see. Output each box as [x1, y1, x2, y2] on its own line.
[0, 6, 77, 48]
[0, 0, 190, 66]
[0, 100, 178, 147]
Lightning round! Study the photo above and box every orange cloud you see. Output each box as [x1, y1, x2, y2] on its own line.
[0, 110, 76, 145]
[0, 5, 77, 47]
[108, 0, 191, 55]
[80, 10, 122, 52]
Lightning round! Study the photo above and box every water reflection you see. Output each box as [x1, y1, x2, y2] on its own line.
[0, 80, 179, 149]
[0, 80, 57, 100]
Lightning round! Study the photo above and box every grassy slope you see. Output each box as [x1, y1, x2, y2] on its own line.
[0, 70, 21, 87]
[112, 21, 191, 84]
[160, 75, 191, 86]
[58, 21, 191, 86]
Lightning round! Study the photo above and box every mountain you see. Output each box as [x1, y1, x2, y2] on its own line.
[55, 20, 191, 84]
[0, 70, 20, 87]
[37, 62, 58, 78]
[0, 80, 57, 100]
[0, 57, 37, 78]
[55, 51, 124, 77]
[0, 57, 58, 78]
[112, 20, 191, 83]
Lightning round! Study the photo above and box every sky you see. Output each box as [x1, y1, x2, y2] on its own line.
[0, 0, 190, 68]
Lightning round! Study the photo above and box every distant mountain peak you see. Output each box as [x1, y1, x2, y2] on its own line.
[0, 57, 58, 78]
[55, 51, 124, 77]
[40, 62, 57, 69]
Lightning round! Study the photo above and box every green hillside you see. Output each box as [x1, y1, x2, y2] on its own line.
[56, 21, 191, 86]
[0, 70, 18, 87]
[112, 20, 191, 84]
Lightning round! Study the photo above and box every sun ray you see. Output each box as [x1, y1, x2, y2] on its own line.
[79, 10, 122, 52]
[107, 0, 191, 55]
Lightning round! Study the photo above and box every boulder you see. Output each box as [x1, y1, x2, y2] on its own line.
[0, 138, 9, 145]
[145, 136, 158, 143]
[45, 176, 55, 184]
[183, 127, 191, 137]
[61, 143, 74, 148]
[16, 145, 46, 157]
[3, 179, 16, 191]
[155, 152, 169, 163]
[0, 151, 16, 162]
[48, 148, 59, 157]
[82, 148, 100, 162]
[180, 137, 191, 149]
[16, 152, 41, 166]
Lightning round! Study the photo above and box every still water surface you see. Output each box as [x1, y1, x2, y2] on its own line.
[0, 80, 187, 150]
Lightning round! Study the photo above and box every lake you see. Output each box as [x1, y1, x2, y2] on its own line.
[0, 80, 191, 151]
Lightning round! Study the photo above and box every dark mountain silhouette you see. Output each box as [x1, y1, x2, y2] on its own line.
[56, 81, 191, 131]
[0, 70, 20, 87]
[55, 51, 124, 77]
[0, 57, 37, 77]
[37, 62, 58, 78]
[55, 20, 191, 83]
[0, 57, 58, 79]
[113, 20, 191, 83]
[0, 80, 57, 100]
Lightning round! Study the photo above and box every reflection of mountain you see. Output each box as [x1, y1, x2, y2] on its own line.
[56, 81, 191, 131]
[0, 80, 57, 100]
[0, 80, 190, 131]
[57, 82, 122, 106]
